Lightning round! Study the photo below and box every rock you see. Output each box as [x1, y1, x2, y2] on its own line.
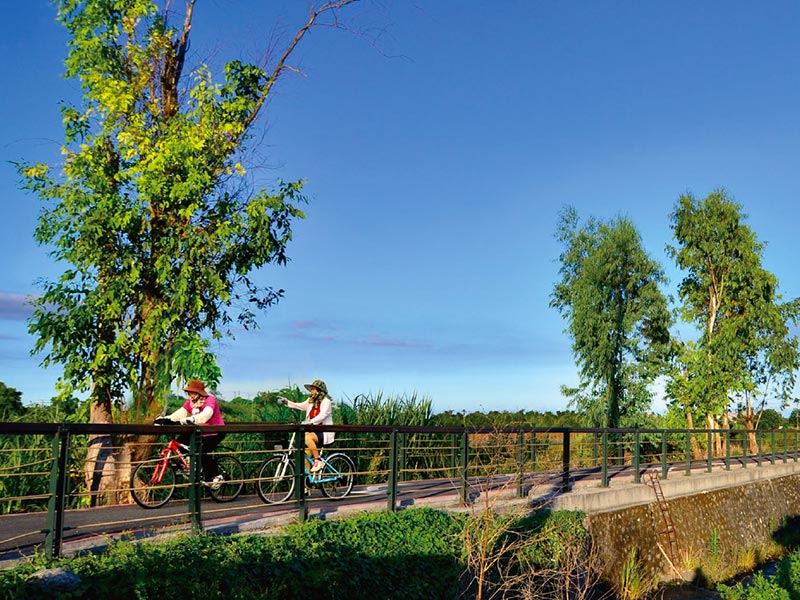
[27, 567, 81, 595]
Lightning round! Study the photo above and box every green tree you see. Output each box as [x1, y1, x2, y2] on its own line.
[666, 189, 800, 453]
[551, 207, 674, 428]
[15, 0, 359, 503]
[0, 382, 25, 421]
[757, 408, 783, 431]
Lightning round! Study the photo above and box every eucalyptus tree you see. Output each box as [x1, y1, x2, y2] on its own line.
[551, 207, 674, 429]
[666, 189, 800, 452]
[15, 0, 360, 502]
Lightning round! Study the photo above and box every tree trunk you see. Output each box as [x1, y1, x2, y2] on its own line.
[85, 386, 147, 507]
[85, 387, 119, 507]
[686, 411, 701, 456]
[705, 413, 721, 459]
[743, 401, 758, 456]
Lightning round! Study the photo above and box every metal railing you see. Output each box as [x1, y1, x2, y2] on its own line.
[0, 422, 798, 560]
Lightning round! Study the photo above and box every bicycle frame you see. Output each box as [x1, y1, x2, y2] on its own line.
[149, 438, 190, 484]
[279, 432, 341, 483]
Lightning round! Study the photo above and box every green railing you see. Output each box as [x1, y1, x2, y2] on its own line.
[0, 422, 798, 559]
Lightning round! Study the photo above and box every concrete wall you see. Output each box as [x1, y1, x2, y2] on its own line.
[548, 462, 800, 586]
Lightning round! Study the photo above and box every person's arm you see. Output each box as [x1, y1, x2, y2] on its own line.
[303, 398, 331, 425]
[191, 406, 214, 424]
[282, 399, 307, 412]
[167, 406, 190, 421]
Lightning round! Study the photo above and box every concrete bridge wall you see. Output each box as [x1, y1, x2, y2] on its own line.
[550, 462, 800, 586]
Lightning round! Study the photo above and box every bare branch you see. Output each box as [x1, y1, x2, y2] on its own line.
[242, 0, 360, 131]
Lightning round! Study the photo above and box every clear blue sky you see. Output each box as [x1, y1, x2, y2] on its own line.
[2, 1, 800, 414]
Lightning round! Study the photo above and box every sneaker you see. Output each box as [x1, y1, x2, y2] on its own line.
[209, 475, 224, 491]
[310, 459, 324, 473]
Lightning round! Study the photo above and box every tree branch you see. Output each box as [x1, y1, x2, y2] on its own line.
[242, 0, 360, 131]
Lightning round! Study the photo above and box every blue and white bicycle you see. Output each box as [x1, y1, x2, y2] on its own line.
[255, 429, 355, 503]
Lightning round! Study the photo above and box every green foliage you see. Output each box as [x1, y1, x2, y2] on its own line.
[0, 383, 24, 420]
[777, 549, 800, 599]
[16, 0, 315, 419]
[618, 547, 655, 600]
[0, 508, 465, 600]
[516, 510, 588, 568]
[718, 573, 791, 600]
[431, 409, 584, 428]
[666, 190, 800, 424]
[551, 206, 674, 428]
[758, 409, 783, 430]
[344, 391, 434, 426]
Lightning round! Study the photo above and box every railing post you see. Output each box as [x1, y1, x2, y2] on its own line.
[706, 430, 713, 473]
[531, 431, 537, 473]
[45, 425, 70, 559]
[295, 425, 307, 522]
[188, 428, 203, 534]
[685, 430, 692, 476]
[633, 431, 641, 484]
[387, 428, 398, 512]
[516, 431, 524, 498]
[771, 430, 776, 465]
[743, 431, 748, 468]
[783, 430, 788, 464]
[398, 432, 406, 482]
[757, 431, 763, 467]
[795, 430, 798, 463]
[451, 433, 458, 477]
[601, 431, 609, 488]
[460, 430, 469, 506]
[661, 431, 668, 480]
[725, 430, 731, 471]
[561, 429, 571, 493]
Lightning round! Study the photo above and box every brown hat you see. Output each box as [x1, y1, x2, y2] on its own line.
[183, 379, 209, 397]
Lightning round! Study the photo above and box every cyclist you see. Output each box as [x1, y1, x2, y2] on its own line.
[278, 379, 334, 472]
[164, 379, 226, 489]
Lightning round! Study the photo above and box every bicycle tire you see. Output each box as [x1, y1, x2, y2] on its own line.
[208, 454, 245, 503]
[256, 456, 295, 504]
[318, 453, 355, 499]
[130, 460, 177, 509]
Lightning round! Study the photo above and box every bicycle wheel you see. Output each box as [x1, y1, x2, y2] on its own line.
[256, 456, 295, 504]
[208, 454, 245, 503]
[130, 460, 176, 509]
[318, 453, 355, 499]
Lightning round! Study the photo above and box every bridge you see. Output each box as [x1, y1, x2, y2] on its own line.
[1, 422, 798, 567]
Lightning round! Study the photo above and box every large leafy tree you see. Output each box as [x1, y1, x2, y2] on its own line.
[666, 190, 800, 451]
[551, 207, 674, 428]
[17, 0, 357, 423]
[15, 0, 359, 503]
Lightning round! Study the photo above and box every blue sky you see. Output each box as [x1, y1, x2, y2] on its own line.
[2, 1, 800, 415]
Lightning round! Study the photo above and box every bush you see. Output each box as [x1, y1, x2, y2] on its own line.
[0, 508, 464, 600]
[777, 549, 800, 599]
[718, 573, 790, 600]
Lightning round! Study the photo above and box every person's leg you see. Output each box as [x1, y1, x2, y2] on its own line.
[305, 432, 320, 460]
[201, 433, 225, 480]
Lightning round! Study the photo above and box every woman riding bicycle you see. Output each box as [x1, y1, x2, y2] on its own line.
[164, 379, 226, 488]
[278, 379, 334, 472]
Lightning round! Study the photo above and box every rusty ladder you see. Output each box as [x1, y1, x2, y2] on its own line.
[647, 471, 679, 565]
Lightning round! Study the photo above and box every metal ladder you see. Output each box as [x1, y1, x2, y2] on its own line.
[647, 471, 679, 565]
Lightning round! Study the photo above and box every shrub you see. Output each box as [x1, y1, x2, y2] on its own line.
[718, 573, 790, 600]
[0, 508, 465, 600]
[777, 549, 800, 599]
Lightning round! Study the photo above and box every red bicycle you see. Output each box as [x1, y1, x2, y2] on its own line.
[130, 421, 245, 509]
